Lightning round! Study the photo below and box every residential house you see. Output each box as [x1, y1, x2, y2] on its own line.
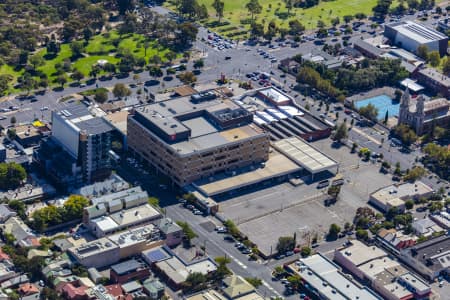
[0, 204, 16, 223]
[142, 278, 165, 300]
[110, 259, 150, 284]
[1, 217, 40, 247]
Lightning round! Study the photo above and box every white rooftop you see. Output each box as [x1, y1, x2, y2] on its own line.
[293, 254, 381, 300]
[274, 137, 338, 173]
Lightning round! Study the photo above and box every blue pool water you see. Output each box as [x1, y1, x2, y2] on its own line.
[354, 94, 399, 120]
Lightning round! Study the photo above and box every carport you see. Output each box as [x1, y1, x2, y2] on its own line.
[273, 137, 339, 181]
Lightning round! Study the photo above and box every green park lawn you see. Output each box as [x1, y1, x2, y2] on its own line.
[1, 30, 172, 94]
[167, 0, 379, 32]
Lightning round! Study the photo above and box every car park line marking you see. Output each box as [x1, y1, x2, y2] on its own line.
[262, 280, 282, 297]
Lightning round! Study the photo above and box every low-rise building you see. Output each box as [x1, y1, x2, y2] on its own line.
[90, 203, 162, 237]
[222, 275, 257, 300]
[68, 224, 162, 268]
[110, 259, 150, 284]
[334, 240, 431, 300]
[429, 211, 450, 229]
[0, 261, 17, 283]
[0, 204, 17, 223]
[377, 228, 416, 254]
[186, 289, 227, 300]
[142, 278, 165, 300]
[156, 218, 183, 247]
[1, 217, 39, 247]
[412, 218, 444, 237]
[399, 235, 450, 281]
[287, 254, 381, 300]
[369, 181, 433, 213]
[415, 67, 450, 98]
[149, 247, 217, 290]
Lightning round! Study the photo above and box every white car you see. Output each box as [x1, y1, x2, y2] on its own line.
[40, 106, 49, 111]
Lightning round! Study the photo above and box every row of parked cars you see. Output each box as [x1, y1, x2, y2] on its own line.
[207, 33, 234, 50]
[256, 49, 278, 63]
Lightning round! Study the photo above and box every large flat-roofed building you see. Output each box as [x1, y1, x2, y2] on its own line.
[127, 91, 270, 186]
[68, 224, 162, 268]
[286, 254, 381, 300]
[369, 181, 433, 213]
[399, 235, 450, 281]
[384, 21, 448, 56]
[334, 240, 431, 300]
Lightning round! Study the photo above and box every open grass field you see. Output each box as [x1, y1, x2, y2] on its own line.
[203, 0, 378, 29]
[167, 0, 442, 38]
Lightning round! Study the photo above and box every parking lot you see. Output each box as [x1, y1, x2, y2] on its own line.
[217, 136, 394, 256]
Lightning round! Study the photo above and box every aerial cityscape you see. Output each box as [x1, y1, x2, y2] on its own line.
[0, 0, 450, 299]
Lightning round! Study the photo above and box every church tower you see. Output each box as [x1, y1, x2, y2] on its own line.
[415, 95, 425, 135]
[398, 88, 410, 125]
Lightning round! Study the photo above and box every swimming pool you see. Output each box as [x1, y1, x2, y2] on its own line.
[354, 94, 399, 120]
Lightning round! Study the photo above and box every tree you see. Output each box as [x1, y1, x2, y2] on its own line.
[276, 236, 295, 254]
[214, 256, 232, 280]
[417, 45, 429, 60]
[428, 51, 440, 67]
[403, 166, 426, 182]
[245, 277, 262, 288]
[94, 89, 108, 103]
[0, 74, 12, 96]
[117, 0, 134, 15]
[193, 59, 204, 69]
[343, 15, 354, 23]
[184, 272, 207, 291]
[71, 69, 84, 83]
[29, 54, 45, 71]
[246, 0, 262, 20]
[8, 200, 26, 219]
[63, 195, 89, 221]
[112, 83, 131, 99]
[149, 66, 163, 78]
[327, 223, 341, 240]
[175, 22, 198, 48]
[179, 71, 197, 85]
[334, 122, 348, 142]
[327, 185, 342, 200]
[0, 162, 27, 190]
[283, 0, 295, 15]
[212, 0, 225, 22]
[149, 55, 162, 66]
[405, 199, 414, 210]
[176, 221, 197, 246]
[359, 103, 378, 122]
[164, 51, 177, 64]
[443, 58, 450, 75]
[356, 229, 368, 240]
[70, 41, 85, 58]
[224, 219, 239, 237]
[148, 197, 160, 207]
[55, 75, 67, 88]
[392, 124, 417, 146]
[300, 246, 311, 257]
[286, 274, 302, 290]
